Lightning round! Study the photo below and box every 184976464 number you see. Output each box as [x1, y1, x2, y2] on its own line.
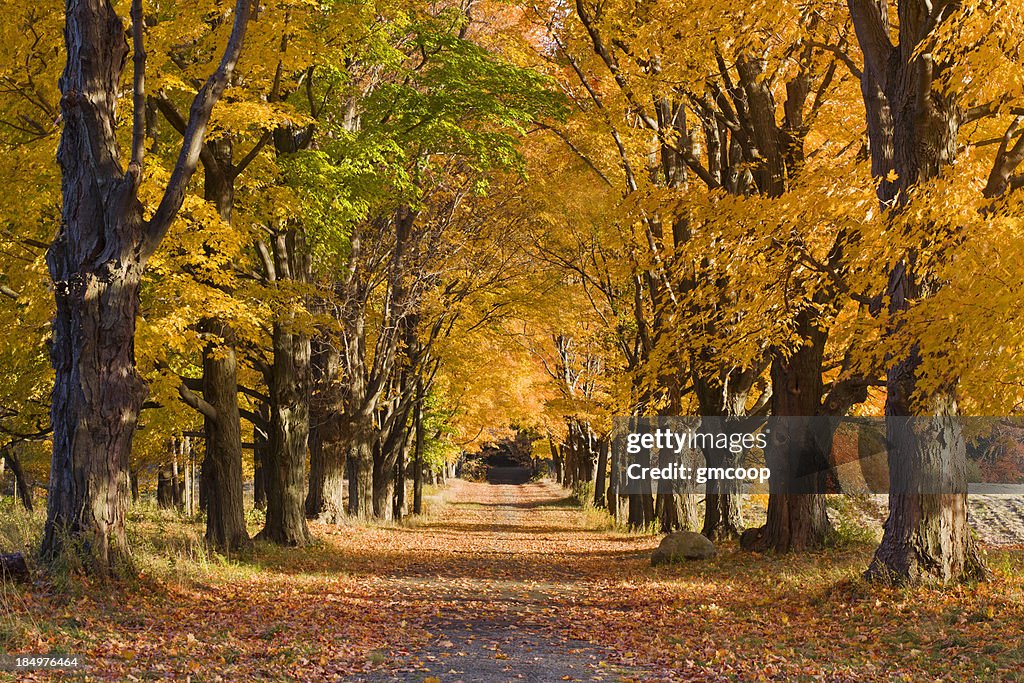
[0, 654, 85, 670]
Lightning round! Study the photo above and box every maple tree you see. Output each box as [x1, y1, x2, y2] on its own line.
[0, 0, 1022, 626]
[36, 0, 253, 572]
[842, 0, 1024, 584]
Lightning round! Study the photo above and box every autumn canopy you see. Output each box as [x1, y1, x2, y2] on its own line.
[1, 0, 1024, 679]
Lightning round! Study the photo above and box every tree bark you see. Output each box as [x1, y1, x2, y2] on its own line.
[306, 426, 346, 523]
[693, 374, 755, 541]
[171, 445, 182, 508]
[413, 401, 425, 515]
[606, 441, 627, 526]
[304, 306, 344, 521]
[867, 414, 983, 583]
[41, 0, 146, 571]
[549, 439, 563, 484]
[253, 401, 268, 511]
[699, 440, 745, 541]
[371, 444, 396, 521]
[348, 430, 374, 519]
[129, 470, 139, 504]
[183, 437, 194, 515]
[395, 432, 409, 520]
[201, 332, 249, 551]
[701, 483, 744, 541]
[745, 313, 833, 553]
[157, 464, 176, 509]
[593, 437, 608, 508]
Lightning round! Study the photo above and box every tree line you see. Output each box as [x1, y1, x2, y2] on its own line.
[2, 0, 1024, 588]
[1, 0, 560, 570]
[524, 0, 1024, 585]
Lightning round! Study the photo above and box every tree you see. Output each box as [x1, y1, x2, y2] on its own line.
[293, 9, 563, 521]
[843, 0, 1024, 583]
[42, 0, 253, 572]
[533, 0, 870, 542]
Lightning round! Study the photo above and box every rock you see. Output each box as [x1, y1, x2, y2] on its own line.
[0, 552, 29, 583]
[651, 531, 717, 565]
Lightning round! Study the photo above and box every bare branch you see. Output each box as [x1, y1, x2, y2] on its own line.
[177, 382, 217, 421]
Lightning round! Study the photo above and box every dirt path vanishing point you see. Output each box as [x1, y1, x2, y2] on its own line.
[355, 468, 657, 683]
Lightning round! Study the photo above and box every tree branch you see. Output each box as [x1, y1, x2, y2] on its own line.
[143, 0, 254, 258]
[533, 123, 613, 187]
[129, 0, 146, 174]
[237, 384, 269, 403]
[239, 408, 268, 431]
[806, 39, 862, 80]
[846, 0, 893, 82]
[984, 116, 1024, 198]
[177, 382, 217, 421]
[232, 129, 272, 178]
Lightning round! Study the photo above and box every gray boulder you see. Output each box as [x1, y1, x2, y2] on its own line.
[651, 531, 717, 565]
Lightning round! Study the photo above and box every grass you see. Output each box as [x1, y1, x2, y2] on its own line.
[0, 497, 43, 555]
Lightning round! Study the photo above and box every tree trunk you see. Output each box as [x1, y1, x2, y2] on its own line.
[847, 1, 986, 583]
[305, 426, 346, 523]
[259, 318, 312, 545]
[3, 448, 33, 512]
[627, 494, 646, 529]
[745, 316, 832, 552]
[157, 465, 176, 509]
[593, 437, 608, 508]
[606, 437, 627, 526]
[202, 334, 249, 551]
[348, 434, 374, 519]
[41, 0, 251, 573]
[866, 396, 984, 583]
[413, 402, 425, 515]
[130, 470, 139, 504]
[253, 401, 269, 511]
[305, 312, 343, 521]
[183, 437, 194, 516]
[395, 433, 409, 520]
[372, 446, 396, 521]
[700, 445, 745, 541]
[171, 445, 182, 508]
[693, 375, 754, 541]
[550, 439, 563, 484]
[41, 0, 146, 570]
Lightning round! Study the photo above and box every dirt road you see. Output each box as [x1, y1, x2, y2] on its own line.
[355, 468, 656, 682]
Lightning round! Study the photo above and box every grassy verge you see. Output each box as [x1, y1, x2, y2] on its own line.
[0, 490, 453, 678]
